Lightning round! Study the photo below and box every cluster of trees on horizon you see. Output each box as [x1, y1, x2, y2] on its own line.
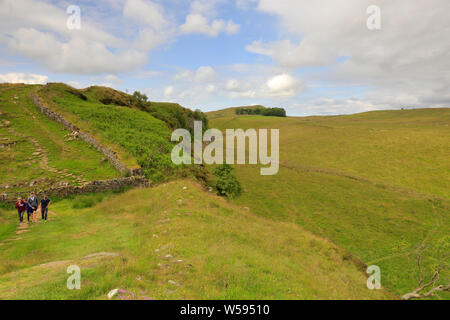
[235, 106, 286, 117]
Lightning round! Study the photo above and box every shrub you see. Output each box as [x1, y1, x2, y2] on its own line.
[235, 106, 286, 117]
[213, 164, 242, 198]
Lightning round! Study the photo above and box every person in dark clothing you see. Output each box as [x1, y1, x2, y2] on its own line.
[15, 197, 27, 223]
[40, 195, 50, 222]
[27, 192, 39, 222]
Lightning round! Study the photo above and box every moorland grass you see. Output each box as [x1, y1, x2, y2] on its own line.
[0, 180, 394, 300]
[208, 108, 450, 298]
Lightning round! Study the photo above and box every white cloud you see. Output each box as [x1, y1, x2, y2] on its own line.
[247, 0, 450, 110]
[206, 84, 216, 93]
[235, 0, 257, 10]
[0, 0, 173, 74]
[225, 20, 240, 34]
[180, 14, 240, 37]
[175, 66, 216, 83]
[0, 72, 48, 84]
[103, 74, 123, 84]
[174, 70, 194, 81]
[123, 0, 166, 28]
[164, 85, 175, 97]
[194, 66, 216, 82]
[266, 73, 299, 97]
[124, 0, 175, 51]
[291, 98, 375, 116]
[225, 79, 240, 91]
[190, 0, 220, 16]
[67, 80, 83, 89]
[167, 64, 303, 106]
[132, 70, 163, 79]
[5, 28, 147, 74]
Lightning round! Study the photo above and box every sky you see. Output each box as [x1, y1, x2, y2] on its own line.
[0, 0, 449, 116]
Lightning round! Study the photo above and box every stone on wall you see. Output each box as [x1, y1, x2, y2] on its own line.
[1, 176, 150, 202]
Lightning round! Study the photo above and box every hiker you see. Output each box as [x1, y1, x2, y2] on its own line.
[27, 192, 39, 222]
[15, 197, 27, 223]
[40, 195, 51, 222]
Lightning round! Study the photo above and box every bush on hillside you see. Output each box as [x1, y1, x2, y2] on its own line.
[132, 91, 148, 105]
[214, 164, 242, 198]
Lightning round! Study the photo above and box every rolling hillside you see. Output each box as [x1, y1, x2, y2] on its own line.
[208, 108, 450, 298]
[0, 180, 393, 300]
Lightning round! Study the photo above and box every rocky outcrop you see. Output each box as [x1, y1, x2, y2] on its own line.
[29, 93, 142, 176]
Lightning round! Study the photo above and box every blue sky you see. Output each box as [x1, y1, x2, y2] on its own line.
[0, 0, 449, 115]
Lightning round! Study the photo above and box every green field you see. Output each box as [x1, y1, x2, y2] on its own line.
[208, 107, 450, 298]
[0, 180, 393, 300]
[0, 84, 120, 195]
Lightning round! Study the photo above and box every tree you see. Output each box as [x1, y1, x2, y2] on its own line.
[132, 91, 148, 104]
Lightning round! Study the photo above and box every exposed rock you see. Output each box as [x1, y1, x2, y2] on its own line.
[168, 280, 178, 285]
[107, 289, 119, 300]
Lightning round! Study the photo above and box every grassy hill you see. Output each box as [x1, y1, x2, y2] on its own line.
[0, 84, 120, 196]
[208, 108, 450, 298]
[0, 180, 393, 300]
[37, 83, 181, 181]
[35, 83, 210, 181]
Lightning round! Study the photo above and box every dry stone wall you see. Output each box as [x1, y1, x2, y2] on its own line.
[29, 93, 142, 176]
[1, 176, 149, 202]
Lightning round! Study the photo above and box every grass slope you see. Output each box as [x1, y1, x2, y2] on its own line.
[208, 108, 450, 298]
[0, 84, 119, 195]
[0, 180, 393, 300]
[37, 83, 178, 181]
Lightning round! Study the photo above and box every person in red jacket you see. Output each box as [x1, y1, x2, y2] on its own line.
[15, 197, 27, 223]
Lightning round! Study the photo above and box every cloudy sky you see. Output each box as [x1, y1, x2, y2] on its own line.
[0, 0, 449, 115]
